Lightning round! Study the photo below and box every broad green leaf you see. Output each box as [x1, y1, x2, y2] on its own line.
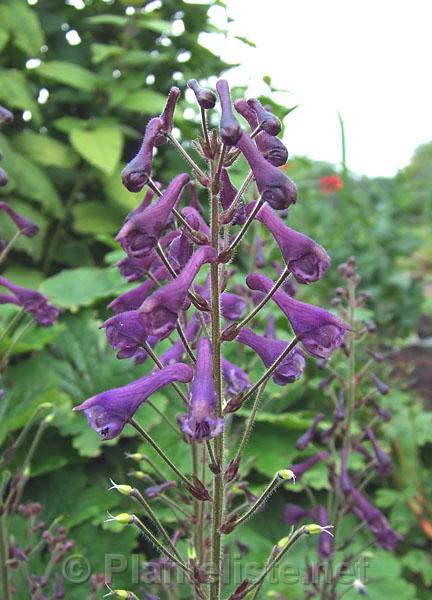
[104, 165, 140, 211]
[85, 14, 128, 27]
[120, 89, 167, 113]
[90, 43, 124, 64]
[69, 126, 123, 175]
[36, 61, 99, 92]
[0, 323, 65, 356]
[137, 17, 173, 34]
[0, 0, 44, 55]
[0, 29, 9, 52]
[53, 116, 88, 133]
[402, 550, 432, 586]
[40, 267, 127, 310]
[0, 69, 41, 123]
[71, 201, 125, 235]
[12, 132, 79, 168]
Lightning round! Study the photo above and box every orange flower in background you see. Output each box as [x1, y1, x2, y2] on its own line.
[319, 175, 343, 194]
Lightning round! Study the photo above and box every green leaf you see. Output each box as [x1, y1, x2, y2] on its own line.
[0, 29, 10, 52]
[0, 69, 41, 123]
[0, 0, 44, 55]
[85, 14, 128, 27]
[402, 550, 432, 586]
[0, 323, 65, 356]
[36, 61, 99, 92]
[71, 201, 125, 235]
[40, 267, 127, 310]
[12, 132, 79, 168]
[104, 165, 140, 211]
[69, 126, 123, 175]
[90, 43, 124, 64]
[137, 17, 173, 34]
[53, 116, 88, 133]
[120, 89, 167, 113]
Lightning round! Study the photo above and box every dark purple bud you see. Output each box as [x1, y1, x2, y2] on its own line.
[365, 427, 392, 476]
[352, 440, 374, 462]
[220, 512, 237, 534]
[182, 206, 210, 238]
[121, 117, 164, 192]
[155, 86, 180, 145]
[316, 506, 333, 559]
[365, 348, 385, 363]
[246, 273, 350, 359]
[222, 357, 251, 396]
[254, 236, 266, 269]
[368, 372, 389, 395]
[319, 374, 334, 389]
[340, 446, 352, 493]
[247, 98, 281, 135]
[216, 79, 242, 146]
[367, 397, 391, 422]
[116, 173, 190, 259]
[187, 79, 216, 110]
[251, 202, 330, 283]
[0, 202, 39, 237]
[117, 230, 178, 282]
[54, 573, 65, 599]
[320, 421, 338, 443]
[0, 277, 59, 326]
[178, 337, 224, 442]
[227, 579, 249, 600]
[140, 246, 216, 339]
[0, 105, 13, 124]
[74, 363, 193, 440]
[290, 451, 329, 479]
[224, 457, 240, 483]
[237, 327, 306, 385]
[235, 132, 297, 210]
[350, 487, 402, 550]
[186, 475, 212, 501]
[334, 389, 345, 421]
[145, 481, 177, 499]
[101, 310, 148, 360]
[108, 267, 168, 314]
[0, 167, 8, 187]
[283, 503, 309, 525]
[159, 314, 200, 366]
[295, 413, 325, 451]
[168, 229, 194, 271]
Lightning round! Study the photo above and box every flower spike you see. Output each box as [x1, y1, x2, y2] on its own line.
[216, 79, 242, 146]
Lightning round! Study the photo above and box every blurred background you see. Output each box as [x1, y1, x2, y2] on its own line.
[0, 1, 431, 598]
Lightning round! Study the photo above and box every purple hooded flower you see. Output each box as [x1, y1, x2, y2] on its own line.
[0, 293, 21, 306]
[155, 86, 180, 145]
[102, 310, 148, 360]
[74, 363, 193, 440]
[365, 427, 392, 476]
[349, 487, 402, 550]
[159, 314, 201, 366]
[0, 202, 39, 237]
[108, 267, 168, 314]
[0, 276, 59, 326]
[117, 230, 178, 282]
[0, 105, 13, 124]
[291, 451, 329, 479]
[283, 503, 309, 525]
[116, 173, 190, 259]
[247, 98, 281, 136]
[121, 117, 164, 192]
[187, 79, 216, 110]
[198, 277, 247, 321]
[140, 246, 217, 339]
[237, 327, 306, 385]
[234, 99, 288, 167]
[216, 79, 242, 146]
[340, 446, 352, 493]
[181, 206, 211, 238]
[124, 187, 158, 222]
[251, 202, 331, 283]
[235, 131, 296, 210]
[178, 338, 224, 441]
[296, 413, 325, 451]
[367, 397, 391, 422]
[219, 168, 247, 224]
[222, 357, 251, 396]
[246, 273, 350, 359]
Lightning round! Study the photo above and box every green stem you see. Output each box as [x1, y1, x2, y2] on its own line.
[0, 307, 25, 344]
[0, 231, 22, 265]
[166, 131, 208, 183]
[233, 381, 268, 465]
[232, 473, 283, 530]
[0, 513, 11, 600]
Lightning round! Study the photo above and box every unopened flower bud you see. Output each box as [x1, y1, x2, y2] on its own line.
[105, 513, 134, 524]
[109, 480, 133, 496]
[187, 79, 216, 109]
[368, 372, 389, 395]
[216, 79, 242, 146]
[0, 105, 13, 124]
[247, 98, 281, 135]
[277, 469, 296, 482]
[303, 523, 334, 536]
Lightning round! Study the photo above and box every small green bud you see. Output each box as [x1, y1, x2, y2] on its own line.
[112, 591, 129, 599]
[106, 513, 133, 524]
[126, 453, 143, 462]
[44, 414, 54, 424]
[109, 479, 132, 496]
[277, 469, 296, 482]
[187, 545, 197, 560]
[277, 536, 290, 549]
[38, 402, 53, 410]
[132, 470, 145, 479]
[23, 466, 31, 477]
[303, 523, 334, 536]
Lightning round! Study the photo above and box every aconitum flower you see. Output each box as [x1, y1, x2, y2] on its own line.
[102, 310, 148, 360]
[178, 338, 224, 441]
[140, 246, 216, 339]
[365, 427, 392, 476]
[155, 86, 180, 145]
[237, 327, 306, 385]
[74, 363, 193, 440]
[0, 105, 13, 124]
[283, 504, 309, 525]
[296, 413, 325, 451]
[222, 357, 251, 396]
[159, 315, 201, 366]
[0, 202, 39, 237]
[220, 169, 246, 224]
[235, 131, 297, 210]
[216, 79, 242, 146]
[251, 202, 331, 283]
[247, 98, 281, 135]
[291, 451, 329, 480]
[121, 117, 164, 192]
[234, 99, 288, 167]
[0, 276, 59, 326]
[117, 230, 178, 282]
[349, 487, 402, 550]
[108, 267, 168, 314]
[187, 79, 216, 110]
[116, 173, 190, 259]
[124, 187, 159, 222]
[246, 273, 350, 359]
[181, 206, 211, 238]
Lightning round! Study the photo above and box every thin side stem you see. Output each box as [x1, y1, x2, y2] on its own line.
[233, 473, 283, 529]
[0, 307, 25, 344]
[220, 171, 253, 225]
[0, 231, 22, 265]
[176, 323, 196, 363]
[200, 108, 211, 151]
[166, 131, 208, 183]
[220, 198, 264, 261]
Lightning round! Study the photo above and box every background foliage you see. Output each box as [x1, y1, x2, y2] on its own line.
[0, 0, 431, 598]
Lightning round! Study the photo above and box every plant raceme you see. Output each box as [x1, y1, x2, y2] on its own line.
[72, 82, 397, 599]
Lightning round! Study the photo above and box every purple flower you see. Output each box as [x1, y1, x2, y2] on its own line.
[0, 105, 13, 124]
[116, 173, 190, 258]
[140, 246, 217, 339]
[254, 236, 266, 268]
[340, 446, 352, 493]
[108, 267, 168, 314]
[296, 413, 325, 451]
[124, 187, 159, 222]
[365, 427, 392, 476]
[246, 273, 350, 359]
[349, 487, 402, 550]
[155, 86, 181, 145]
[178, 338, 224, 441]
[235, 99, 288, 167]
[283, 503, 309, 525]
[222, 357, 251, 396]
[220, 168, 246, 224]
[74, 363, 193, 440]
[247, 98, 281, 135]
[117, 230, 178, 281]
[367, 397, 391, 422]
[181, 206, 211, 238]
[187, 79, 216, 110]
[235, 131, 296, 210]
[315, 506, 333, 559]
[145, 481, 177, 499]
[0, 202, 39, 237]
[237, 327, 306, 385]
[216, 79, 242, 146]
[198, 276, 247, 321]
[159, 314, 201, 366]
[291, 451, 329, 479]
[121, 117, 164, 192]
[0, 293, 21, 306]
[101, 310, 148, 360]
[0, 276, 59, 326]
[251, 202, 331, 283]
